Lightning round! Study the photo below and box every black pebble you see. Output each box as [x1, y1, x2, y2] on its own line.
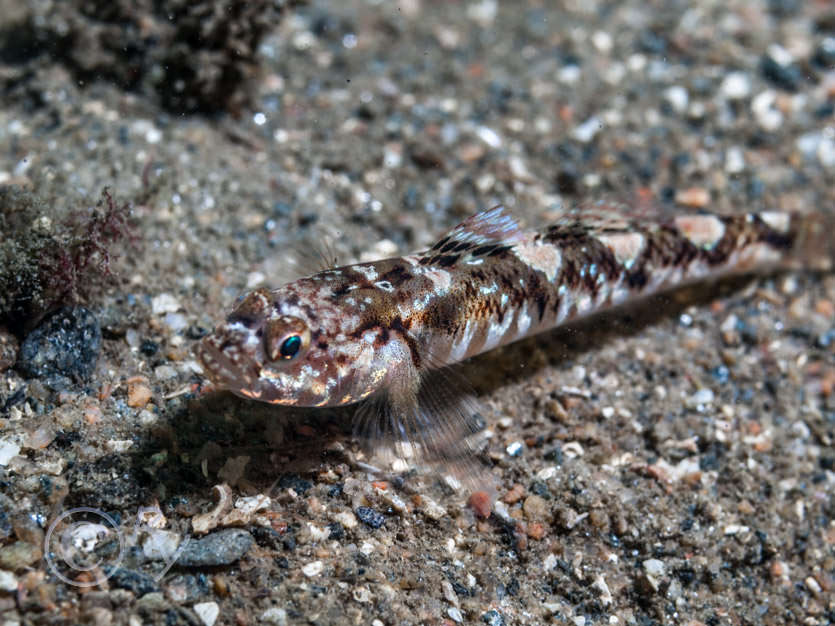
[186, 325, 208, 340]
[327, 522, 345, 540]
[17, 307, 102, 389]
[277, 473, 313, 495]
[760, 53, 802, 92]
[140, 339, 159, 356]
[355, 506, 384, 529]
[482, 610, 506, 626]
[105, 567, 159, 597]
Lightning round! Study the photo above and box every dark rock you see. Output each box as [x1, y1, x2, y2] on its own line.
[760, 52, 802, 92]
[139, 339, 159, 356]
[277, 473, 312, 495]
[105, 567, 160, 597]
[1, 387, 26, 414]
[17, 306, 101, 389]
[482, 610, 506, 626]
[813, 38, 835, 69]
[250, 525, 283, 550]
[355, 506, 384, 529]
[176, 529, 254, 567]
[326, 522, 344, 540]
[185, 325, 208, 340]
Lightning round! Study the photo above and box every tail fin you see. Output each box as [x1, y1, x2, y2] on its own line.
[788, 211, 835, 272]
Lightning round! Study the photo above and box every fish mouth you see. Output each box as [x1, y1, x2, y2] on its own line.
[195, 337, 262, 391]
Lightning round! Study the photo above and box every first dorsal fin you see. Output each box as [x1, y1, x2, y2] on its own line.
[430, 205, 526, 251]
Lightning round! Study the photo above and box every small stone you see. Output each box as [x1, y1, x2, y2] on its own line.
[108, 568, 159, 596]
[139, 340, 159, 356]
[176, 529, 254, 567]
[332, 511, 358, 529]
[447, 607, 464, 623]
[127, 377, 153, 408]
[506, 441, 523, 457]
[468, 491, 492, 519]
[725, 146, 745, 174]
[193, 601, 219, 626]
[17, 307, 102, 389]
[163, 313, 188, 332]
[663, 86, 688, 113]
[522, 495, 549, 521]
[260, 608, 288, 625]
[641, 558, 666, 593]
[302, 560, 323, 577]
[151, 294, 182, 315]
[153, 365, 177, 381]
[674, 187, 710, 208]
[142, 530, 181, 561]
[355, 506, 385, 529]
[526, 522, 546, 540]
[482, 609, 505, 626]
[502, 484, 525, 505]
[719, 72, 751, 100]
[751, 91, 783, 131]
[0, 541, 41, 570]
[805, 576, 822, 595]
[418, 497, 447, 521]
[643, 559, 665, 577]
[0, 569, 17, 592]
[760, 45, 802, 91]
[571, 116, 602, 143]
[685, 388, 714, 409]
[134, 591, 168, 612]
[0, 438, 21, 466]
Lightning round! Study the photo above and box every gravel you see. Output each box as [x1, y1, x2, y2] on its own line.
[0, 0, 833, 624]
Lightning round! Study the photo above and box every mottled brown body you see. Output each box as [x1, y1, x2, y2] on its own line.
[197, 205, 832, 467]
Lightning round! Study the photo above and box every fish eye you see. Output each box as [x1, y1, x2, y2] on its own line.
[264, 316, 310, 362]
[280, 335, 302, 359]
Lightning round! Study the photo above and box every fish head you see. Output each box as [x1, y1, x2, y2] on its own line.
[196, 276, 410, 407]
[196, 286, 337, 406]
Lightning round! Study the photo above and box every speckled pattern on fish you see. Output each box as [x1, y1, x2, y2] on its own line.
[197, 204, 833, 466]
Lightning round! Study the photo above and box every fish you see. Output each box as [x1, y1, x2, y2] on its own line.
[196, 204, 834, 472]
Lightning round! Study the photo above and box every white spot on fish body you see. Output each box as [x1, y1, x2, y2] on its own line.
[674, 215, 726, 249]
[597, 232, 645, 268]
[424, 268, 452, 291]
[759, 212, 790, 232]
[576, 293, 593, 315]
[483, 308, 515, 352]
[449, 319, 477, 361]
[516, 301, 531, 337]
[500, 293, 509, 307]
[355, 265, 378, 281]
[556, 291, 573, 324]
[375, 280, 394, 292]
[610, 285, 629, 304]
[513, 240, 562, 281]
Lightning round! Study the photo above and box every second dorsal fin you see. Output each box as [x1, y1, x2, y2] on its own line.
[429, 205, 526, 251]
